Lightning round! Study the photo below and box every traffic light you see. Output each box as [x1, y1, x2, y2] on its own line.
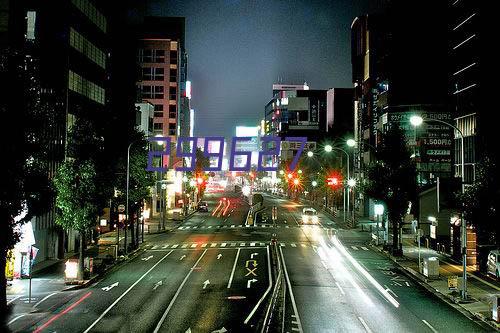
[326, 172, 342, 188]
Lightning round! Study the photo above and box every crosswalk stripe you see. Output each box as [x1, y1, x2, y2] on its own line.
[185, 226, 191, 229]
[210, 243, 217, 247]
[285, 225, 290, 228]
[230, 243, 236, 247]
[152, 245, 158, 249]
[240, 243, 245, 247]
[361, 246, 369, 251]
[191, 244, 197, 248]
[250, 242, 256, 247]
[221, 243, 227, 247]
[162, 245, 169, 249]
[280, 243, 285, 247]
[291, 243, 297, 247]
[178, 227, 184, 230]
[181, 244, 188, 248]
[208, 226, 212, 229]
[351, 246, 358, 250]
[201, 243, 207, 248]
[172, 244, 179, 248]
[231, 225, 235, 228]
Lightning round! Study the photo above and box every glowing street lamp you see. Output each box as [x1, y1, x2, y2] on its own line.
[347, 138, 356, 147]
[324, 144, 333, 153]
[298, 169, 302, 174]
[409, 115, 424, 127]
[311, 180, 318, 187]
[347, 178, 356, 187]
[287, 173, 293, 179]
[307, 151, 314, 157]
[293, 178, 299, 186]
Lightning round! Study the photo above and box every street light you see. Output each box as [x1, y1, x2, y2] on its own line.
[324, 144, 333, 153]
[347, 178, 356, 187]
[346, 138, 356, 147]
[307, 151, 314, 157]
[312, 180, 318, 187]
[411, 114, 467, 299]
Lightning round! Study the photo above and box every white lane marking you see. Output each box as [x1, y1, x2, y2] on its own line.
[191, 244, 197, 248]
[221, 243, 227, 247]
[358, 316, 373, 333]
[227, 248, 241, 289]
[7, 295, 21, 305]
[279, 247, 303, 333]
[321, 261, 328, 270]
[211, 243, 217, 248]
[178, 227, 184, 230]
[361, 246, 369, 251]
[181, 244, 188, 248]
[239, 243, 245, 247]
[8, 314, 27, 325]
[208, 226, 212, 229]
[335, 282, 345, 295]
[351, 246, 359, 250]
[332, 236, 400, 308]
[84, 251, 173, 333]
[152, 245, 159, 250]
[231, 243, 236, 247]
[185, 226, 191, 229]
[172, 244, 179, 249]
[250, 242, 256, 247]
[231, 225, 235, 228]
[162, 245, 169, 249]
[201, 243, 207, 248]
[291, 243, 297, 247]
[422, 320, 438, 333]
[383, 285, 399, 298]
[244, 246, 273, 324]
[153, 250, 208, 333]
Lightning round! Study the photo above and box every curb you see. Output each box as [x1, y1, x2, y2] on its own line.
[371, 245, 499, 331]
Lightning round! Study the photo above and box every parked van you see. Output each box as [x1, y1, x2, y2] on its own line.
[487, 250, 500, 278]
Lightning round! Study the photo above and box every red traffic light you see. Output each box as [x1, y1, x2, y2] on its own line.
[326, 172, 342, 187]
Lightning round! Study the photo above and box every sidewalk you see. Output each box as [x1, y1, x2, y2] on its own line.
[373, 234, 500, 330]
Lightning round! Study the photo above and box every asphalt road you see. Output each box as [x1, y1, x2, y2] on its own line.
[7, 191, 490, 333]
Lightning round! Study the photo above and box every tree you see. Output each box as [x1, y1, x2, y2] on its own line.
[363, 125, 417, 256]
[458, 156, 500, 245]
[53, 160, 99, 279]
[115, 130, 155, 248]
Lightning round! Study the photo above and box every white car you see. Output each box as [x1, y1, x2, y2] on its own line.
[301, 208, 319, 224]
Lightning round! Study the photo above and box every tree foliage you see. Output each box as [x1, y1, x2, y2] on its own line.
[53, 160, 99, 232]
[458, 156, 500, 245]
[363, 125, 417, 255]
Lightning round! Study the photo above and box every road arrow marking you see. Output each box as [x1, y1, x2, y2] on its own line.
[247, 279, 257, 288]
[245, 260, 258, 268]
[180, 255, 186, 260]
[203, 280, 210, 289]
[217, 254, 222, 260]
[142, 255, 153, 261]
[102, 282, 119, 292]
[251, 253, 258, 259]
[153, 280, 163, 290]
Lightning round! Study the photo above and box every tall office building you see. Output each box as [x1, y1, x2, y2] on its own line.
[2, 0, 110, 268]
[351, 1, 450, 217]
[137, 17, 186, 141]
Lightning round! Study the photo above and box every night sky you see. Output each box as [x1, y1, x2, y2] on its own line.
[146, 0, 381, 139]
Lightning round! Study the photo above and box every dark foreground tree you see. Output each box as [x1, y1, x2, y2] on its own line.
[363, 125, 417, 256]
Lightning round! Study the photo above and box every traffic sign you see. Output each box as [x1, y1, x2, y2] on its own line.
[448, 275, 458, 290]
[117, 204, 125, 213]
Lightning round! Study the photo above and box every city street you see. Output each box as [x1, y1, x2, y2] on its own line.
[6, 191, 489, 332]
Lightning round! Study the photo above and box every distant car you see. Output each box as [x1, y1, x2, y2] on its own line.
[198, 201, 208, 212]
[487, 250, 500, 278]
[301, 208, 318, 224]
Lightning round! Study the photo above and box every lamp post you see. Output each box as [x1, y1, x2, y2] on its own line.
[410, 115, 467, 299]
[327, 145, 351, 223]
